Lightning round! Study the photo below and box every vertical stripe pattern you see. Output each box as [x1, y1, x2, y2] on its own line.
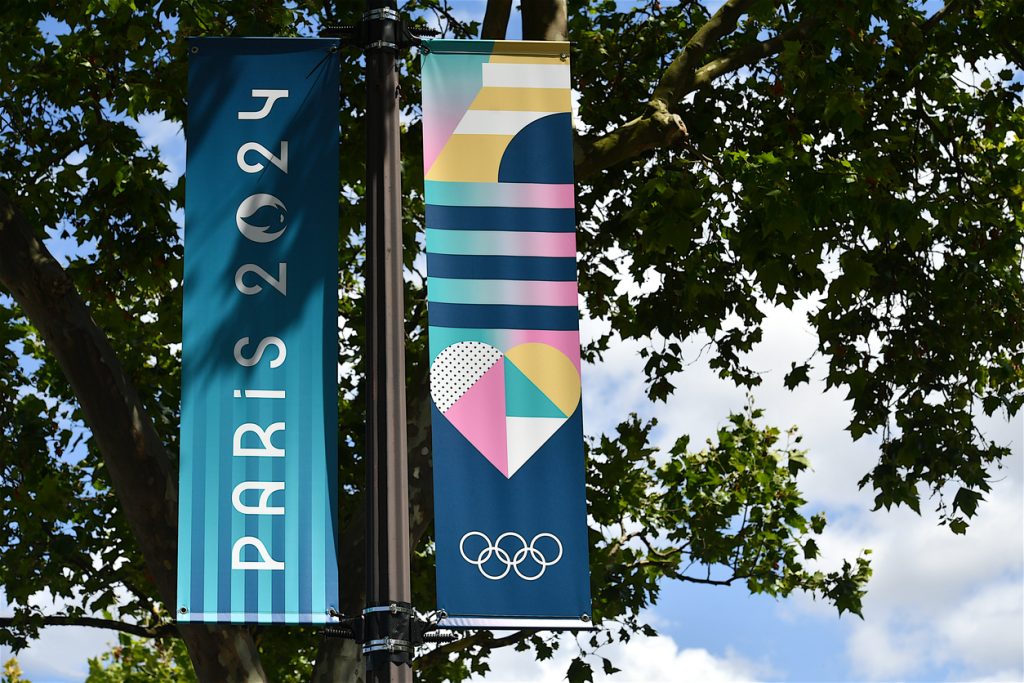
[178, 37, 340, 624]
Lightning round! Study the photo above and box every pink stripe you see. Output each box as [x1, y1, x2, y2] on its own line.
[511, 231, 577, 257]
[517, 183, 576, 209]
[514, 280, 579, 306]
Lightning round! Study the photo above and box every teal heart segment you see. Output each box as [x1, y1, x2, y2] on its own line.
[504, 359, 566, 418]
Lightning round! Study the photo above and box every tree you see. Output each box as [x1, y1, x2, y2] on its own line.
[0, 0, 1020, 680]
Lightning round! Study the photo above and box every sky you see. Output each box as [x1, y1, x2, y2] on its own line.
[3, 2, 1023, 682]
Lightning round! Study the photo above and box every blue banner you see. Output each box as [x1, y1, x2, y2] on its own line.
[422, 39, 592, 628]
[178, 38, 340, 624]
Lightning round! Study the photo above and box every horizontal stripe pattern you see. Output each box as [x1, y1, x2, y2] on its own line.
[427, 277, 579, 306]
[427, 229, 576, 257]
[470, 87, 571, 112]
[426, 205, 575, 232]
[427, 253, 577, 281]
[424, 181, 575, 209]
[482, 63, 571, 89]
[428, 302, 579, 330]
[454, 110, 552, 135]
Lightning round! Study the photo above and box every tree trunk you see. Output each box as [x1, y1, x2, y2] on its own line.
[311, 637, 365, 682]
[0, 187, 267, 682]
[522, 0, 567, 41]
[482, 0, 513, 39]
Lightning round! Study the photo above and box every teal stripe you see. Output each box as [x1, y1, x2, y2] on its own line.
[258, 398, 272, 617]
[427, 228, 484, 255]
[309, 290, 327, 617]
[428, 277, 492, 304]
[424, 181, 572, 208]
[202, 393, 220, 614]
[285, 353, 301, 616]
[231, 395, 245, 615]
[177, 408, 193, 613]
[422, 39, 495, 55]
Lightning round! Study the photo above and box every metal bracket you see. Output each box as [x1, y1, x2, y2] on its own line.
[322, 603, 460, 668]
[320, 14, 438, 51]
[362, 7, 400, 22]
[363, 637, 416, 655]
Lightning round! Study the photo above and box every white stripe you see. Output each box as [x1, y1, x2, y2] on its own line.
[453, 110, 551, 135]
[177, 612, 335, 622]
[437, 617, 594, 630]
[481, 63, 570, 89]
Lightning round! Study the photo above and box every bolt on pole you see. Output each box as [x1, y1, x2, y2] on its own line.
[362, 0, 413, 678]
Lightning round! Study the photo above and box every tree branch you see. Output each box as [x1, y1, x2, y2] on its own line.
[415, 629, 535, 670]
[0, 615, 177, 639]
[574, 0, 773, 180]
[574, 109, 688, 182]
[691, 20, 816, 90]
[650, 0, 762, 107]
[921, 0, 961, 34]
[572, 5, 818, 180]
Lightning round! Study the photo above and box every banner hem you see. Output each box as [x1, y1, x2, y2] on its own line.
[437, 616, 595, 630]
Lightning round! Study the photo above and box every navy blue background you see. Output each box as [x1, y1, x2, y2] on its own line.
[432, 402, 591, 619]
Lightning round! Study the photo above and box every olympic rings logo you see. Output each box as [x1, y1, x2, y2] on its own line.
[459, 531, 563, 581]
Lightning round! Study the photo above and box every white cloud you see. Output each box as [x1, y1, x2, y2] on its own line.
[467, 631, 769, 683]
[130, 113, 185, 181]
[581, 296, 1023, 682]
[0, 625, 112, 682]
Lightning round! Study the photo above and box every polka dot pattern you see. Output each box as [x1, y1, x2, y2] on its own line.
[431, 341, 503, 413]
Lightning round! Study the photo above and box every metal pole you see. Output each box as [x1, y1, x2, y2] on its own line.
[363, 0, 412, 678]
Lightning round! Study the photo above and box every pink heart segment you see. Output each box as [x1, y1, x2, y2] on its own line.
[442, 357, 509, 476]
[431, 341, 582, 479]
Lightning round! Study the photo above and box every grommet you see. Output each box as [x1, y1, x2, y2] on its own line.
[190, 46, 199, 55]
[580, 613, 591, 622]
[179, 606, 188, 614]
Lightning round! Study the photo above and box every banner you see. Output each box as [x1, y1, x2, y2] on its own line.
[421, 39, 591, 628]
[178, 38, 340, 624]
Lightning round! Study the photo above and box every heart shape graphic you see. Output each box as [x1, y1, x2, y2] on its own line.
[431, 341, 581, 478]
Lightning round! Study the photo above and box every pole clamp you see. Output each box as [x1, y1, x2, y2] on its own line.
[362, 7, 400, 22]
[320, 11, 439, 50]
[359, 601, 429, 670]
[363, 637, 416, 655]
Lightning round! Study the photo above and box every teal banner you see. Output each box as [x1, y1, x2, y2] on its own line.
[178, 38, 340, 624]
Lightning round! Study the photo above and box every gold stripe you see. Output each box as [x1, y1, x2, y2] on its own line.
[468, 87, 571, 113]
[489, 54, 567, 65]
[491, 40, 569, 55]
[425, 134, 512, 183]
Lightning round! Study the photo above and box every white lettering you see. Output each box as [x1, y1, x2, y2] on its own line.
[236, 194, 287, 243]
[237, 141, 288, 174]
[233, 422, 285, 457]
[233, 389, 286, 399]
[237, 89, 289, 120]
[235, 263, 287, 296]
[233, 336, 286, 368]
[232, 481, 285, 515]
[232, 536, 284, 570]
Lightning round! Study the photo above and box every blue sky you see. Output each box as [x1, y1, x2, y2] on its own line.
[3, 2, 1023, 682]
